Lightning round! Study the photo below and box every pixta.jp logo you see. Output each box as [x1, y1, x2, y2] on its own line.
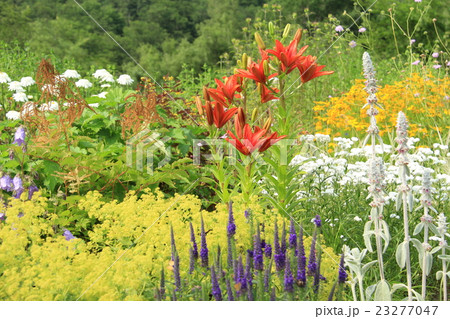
[126, 129, 171, 175]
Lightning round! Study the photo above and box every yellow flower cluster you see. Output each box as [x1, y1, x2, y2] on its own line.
[0, 190, 339, 300]
[313, 73, 449, 140]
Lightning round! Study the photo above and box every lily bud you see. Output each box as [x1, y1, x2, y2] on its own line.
[263, 60, 270, 76]
[282, 24, 291, 39]
[247, 56, 253, 68]
[263, 117, 272, 131]
[203, 86, 210, 102]
[204, 101, 214, 126]
[293, 28, 303, 45]
[251, 108, 258, 122]
[242, 53, 248, 69]
[254, 32, 266, 50]
[268, 22, 275, 36]
[237, 107, 246, 127]
[195, 96, 203, 115]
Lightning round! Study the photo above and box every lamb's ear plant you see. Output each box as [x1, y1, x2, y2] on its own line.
[413, 169, 439, 300]
[343, 246, 377, 301]
[393, 111, 414, 301]
[360, 52, 391, 300]
[433, 213, 449, 301]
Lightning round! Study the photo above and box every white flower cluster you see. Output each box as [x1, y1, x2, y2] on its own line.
[93, 69, 114, 83]
[291, 134, 449, 206]
[0, 71, 11, 83]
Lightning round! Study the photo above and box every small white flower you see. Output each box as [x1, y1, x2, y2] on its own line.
[101, 84, 111, 88]
[6, 110, 20, 120]
[88, 103, 99, 108]
[8, 81, 24, 92]
[20, 77, 35, 87]
[0, 71, 11, 83]
[117, 74, 134, 85]
[13, 92, 28, 102]
[75, 79, 92, 89]
[62, 69, 81, 79]
[354, 216, 362, 222]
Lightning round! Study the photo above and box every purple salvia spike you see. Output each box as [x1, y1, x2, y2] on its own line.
[284, 258, 294, 293]
[227, 201, 236, 237]
[227, 236, 233, 268]
[237, 255, 247, 294]
[211, 265, 222, 301]
[226, 278, 234, 301]
[274, 221, 285, 271]
[265, 243, 272, 259]
[307, 230, 317, 276]
[338, 253, 348, 284]
[264, 263, 271, 292]
[297, 225, 306, 286]
[281, 221, 287, 254]
[189, 247, 195, 274]
[200, 216, 209, 267]
[170, 226, 177, 261]
[289, 218, 297, 248]
[190, 222, 198, 260]
[253, 224, 263, 271]
[174, 254, 181, 290]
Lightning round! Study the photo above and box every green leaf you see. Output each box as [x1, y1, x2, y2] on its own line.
[413, 222, 424, 235]
[396, 241, 407, 269]
[374, 280, 391, 301]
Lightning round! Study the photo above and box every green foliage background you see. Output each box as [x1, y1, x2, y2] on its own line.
[0, 0, 447, 78]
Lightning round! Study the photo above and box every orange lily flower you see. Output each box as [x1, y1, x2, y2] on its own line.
[211, 101, 238, 128]
[226, 124, 287, 156]
[296, 55, 334, 83]
[236, 60, 277, 85]
[267, 29, 308, 74]
[208, 75, 242, 106]
[259, 84, 279, 103]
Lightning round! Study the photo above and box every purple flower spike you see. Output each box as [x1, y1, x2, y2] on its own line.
[297, 226, 306, 286]
[274, 222, 285, 271]
[307, 231, 317, 276]
[264, 266, 271, 292]
[227, 201, 236, 237]
[13, 126, 26, 146]
[170, 226, 177, 261]
[28, 185, 39, 200]
[227, 236, 233, 268]
[281, 221, 287, 254]
[189, 248, 195, 274]
[211, 265, 222, 301]
[0, 175, 13, 192]
[189, 222, 198, 260]
[284, 259, 294, 293]
[313, 215, 322, 228]
[244, 210, 250, 219]
[270, 287, 276, 301]
[264, 244, 272, 259]
[226, 278, 234, 301]
[253, 224, 263, 271]
[200, 216, 208, 267]
[338, 253, 348, 284]
[63, 229, 75, 241]
[236, 256, 247, 294]
[174, 254, 181, 290]
[289, 218, 297, 248]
